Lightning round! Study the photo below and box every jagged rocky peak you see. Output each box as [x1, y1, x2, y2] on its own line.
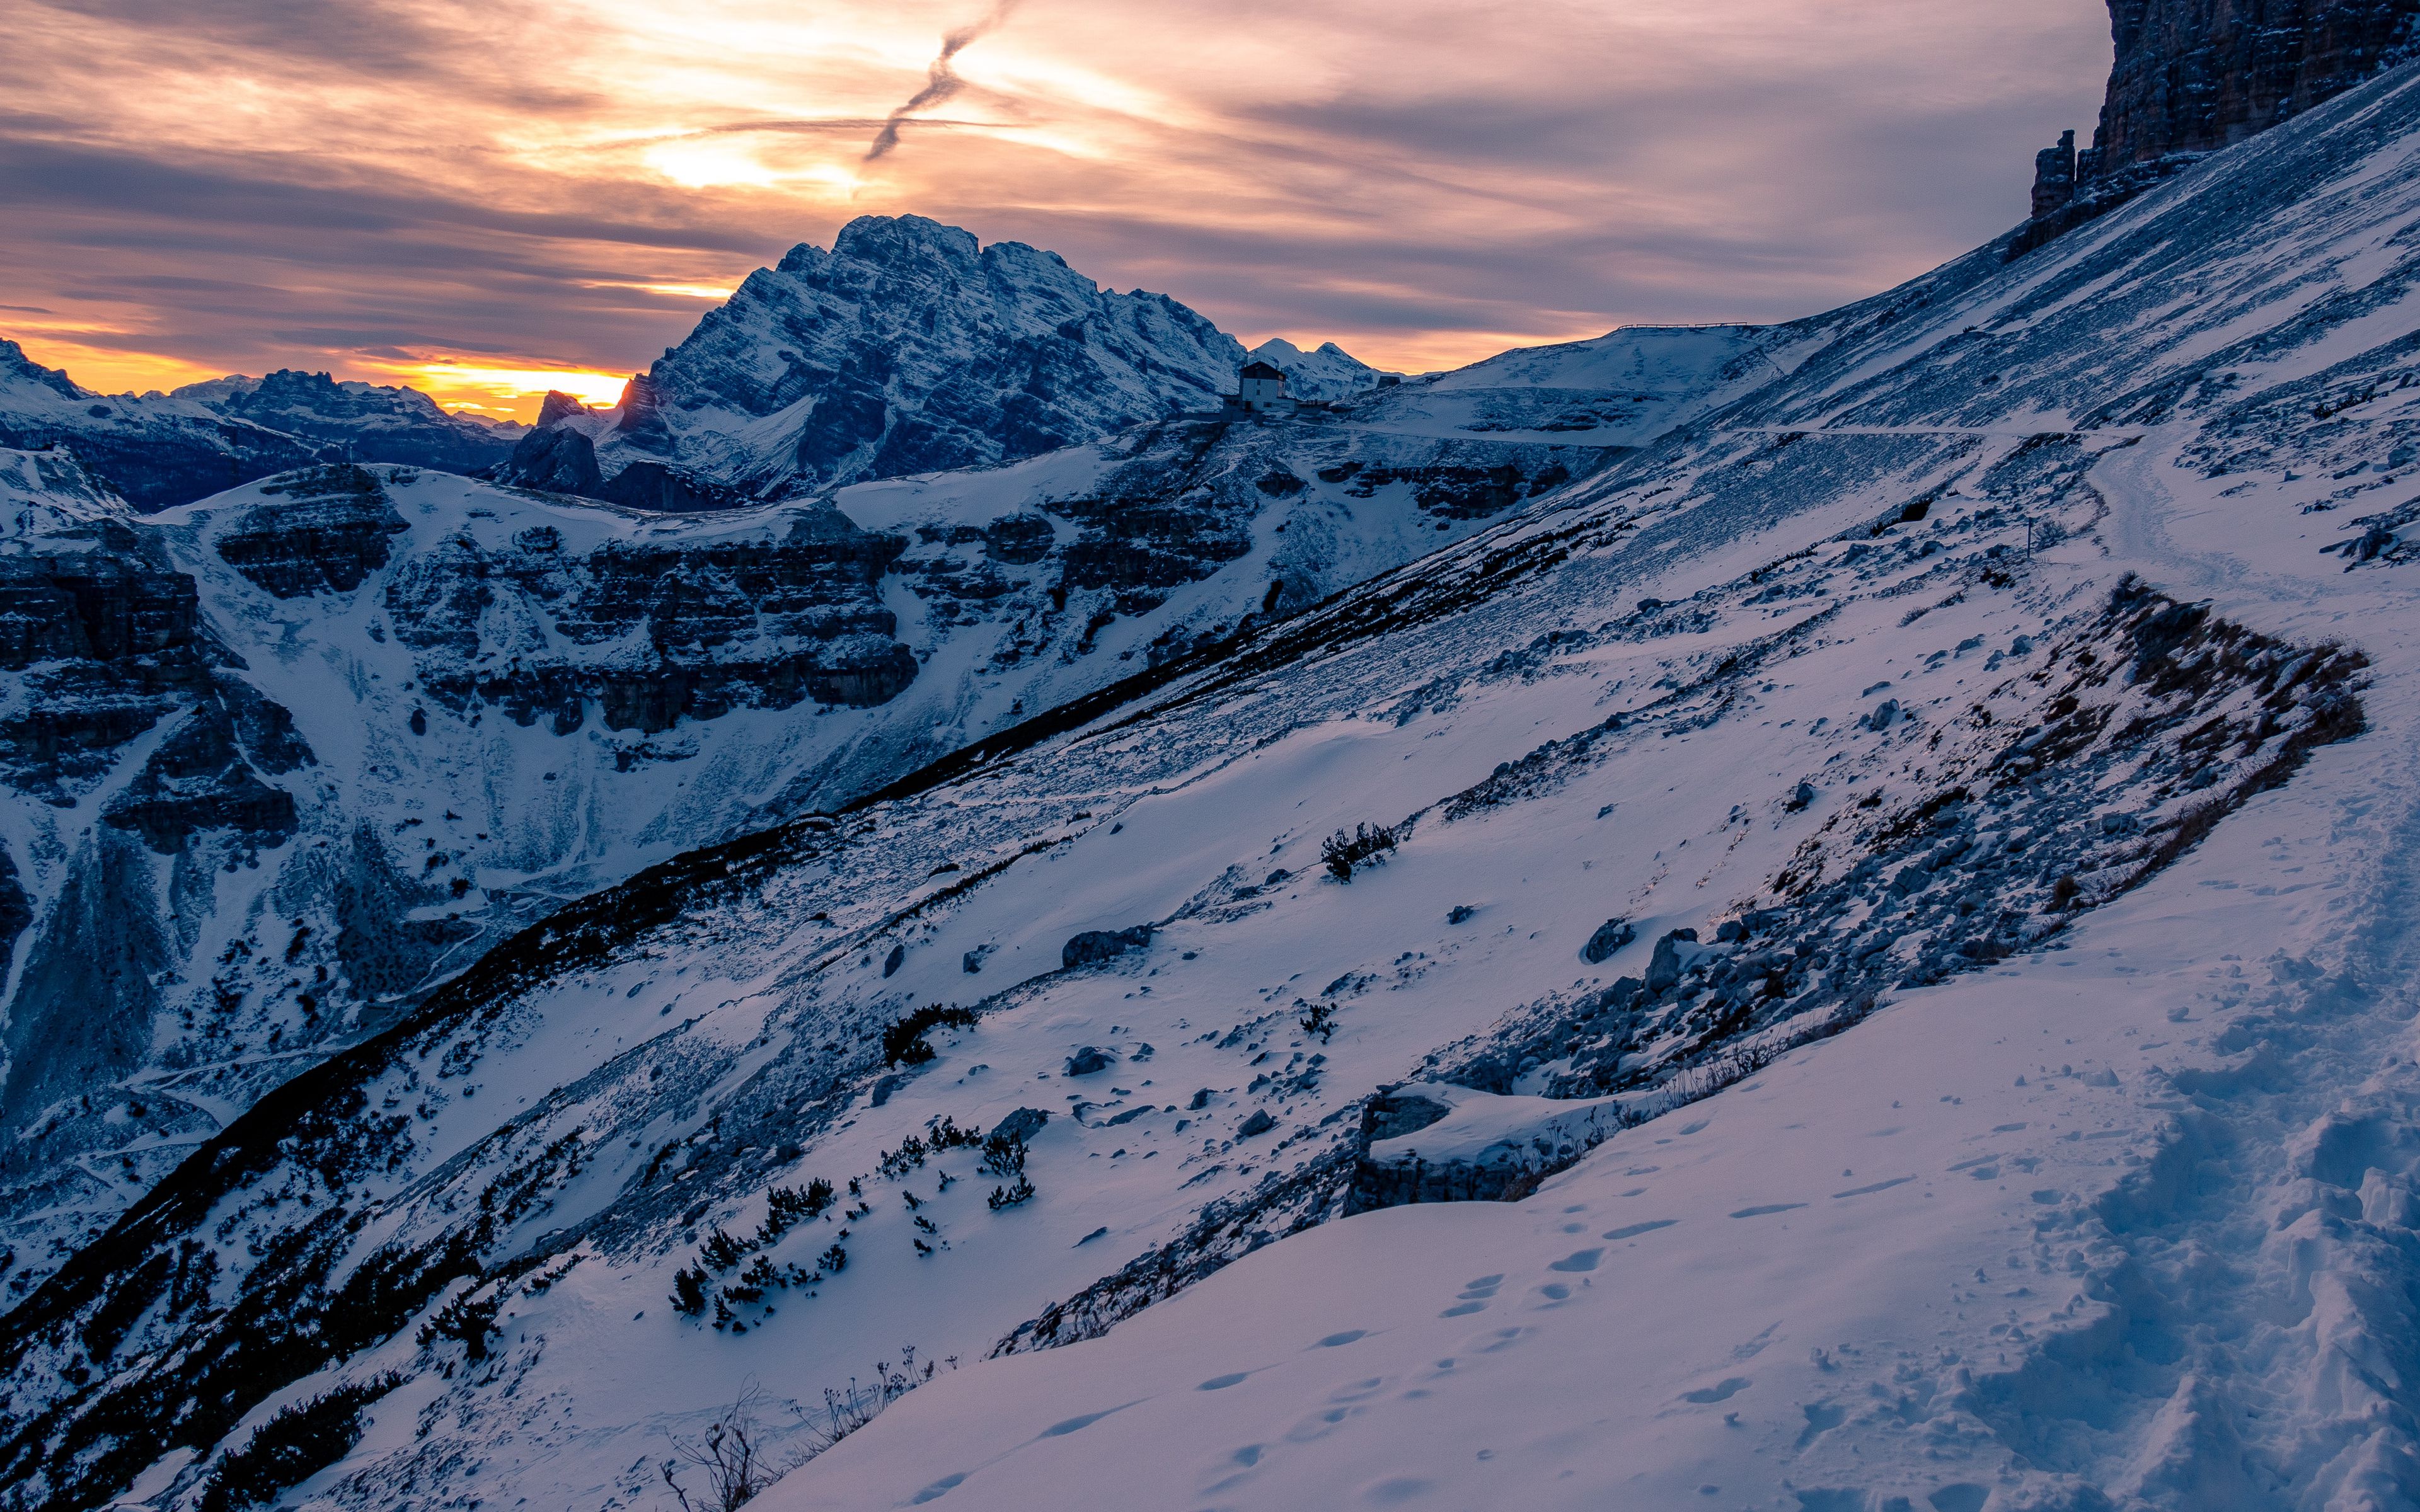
[516, 214, 1253, 500]
[2023, 0, 2420, 245]
[532, 389, 588, 430]
[0, 338, 84, 402]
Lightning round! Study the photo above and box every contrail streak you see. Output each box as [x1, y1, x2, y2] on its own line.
[867, 0, 1021, 161]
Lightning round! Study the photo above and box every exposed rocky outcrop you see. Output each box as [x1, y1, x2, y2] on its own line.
[386, 502, 916, 732]
[1345, 1084, 1625, 1213]
[214, 465, 410, 597]
[2019, 0, 2420, 252]
[2094, 0, 2420, 169]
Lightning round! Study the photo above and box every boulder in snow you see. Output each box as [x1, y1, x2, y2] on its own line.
[1063, 925, 1153, 970]
[1580, 918, 1635, 964]
[1345, 1082, 1626, 1214]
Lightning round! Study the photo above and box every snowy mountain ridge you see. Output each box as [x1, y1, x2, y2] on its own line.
[10, 39, 2420, 1512]
[497, 217, 1409, 509]
[0, 342, 521, 510]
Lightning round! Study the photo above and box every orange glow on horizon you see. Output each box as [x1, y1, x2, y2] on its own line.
[372, 363, 633, 421]
[9, 335, 226, 399]
[1271, 325, 1616, 377]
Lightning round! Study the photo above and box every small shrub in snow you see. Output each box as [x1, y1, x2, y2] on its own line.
[980, 1129, 1028, 1178]
[764, 1179, 835, 1231]
[1299, 1000, 1336, 1041]
[1320, 822, 1398, 881]
[925, 1113, 982, 1152]
[880, 1004, 977, 1067]
[659, 1384, 788, 1512]
[798, 1348, 957, 1458]
[988, 1175, 1036, 1209]
[670, 1266, 709, 1316]
[418, 1288, 504, 1363]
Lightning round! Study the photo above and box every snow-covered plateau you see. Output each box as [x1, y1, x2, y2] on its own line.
[12, 37, 2420, 1512]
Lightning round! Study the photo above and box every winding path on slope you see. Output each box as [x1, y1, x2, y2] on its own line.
[1997, 429, 2420, 1506]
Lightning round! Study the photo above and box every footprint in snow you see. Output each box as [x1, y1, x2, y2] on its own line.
[1547, 1247, 1603, 1271]
[1283, 1406, 1359, 1443]
[1198, 1372, 1249, 1391]
[1794, 1401, 1846, 1448]
[909, 1472, 968, 1504]
[1830, 1176, 1915, 1199]
[1727, 1203, 1807, 1218]
[1037, 1409, 1117, 1439]
[1603, 1219, 1678, 1240]
[1680, 1377, 1752, 1404]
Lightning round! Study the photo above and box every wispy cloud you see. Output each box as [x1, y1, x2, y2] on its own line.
[867, 0, 1023, 161]
[0, 0, 2112, 415]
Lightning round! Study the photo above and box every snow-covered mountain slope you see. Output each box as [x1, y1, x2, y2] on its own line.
[0, 447, 129, 540]
[1246, 338, 1397, 402]
[0, 343, 519, 510]
[0, 416, 1598, 1307]
[1352, 322, 1780, 444]
[13, 44, 2420, 1512]
[499, 216, 1256, 505]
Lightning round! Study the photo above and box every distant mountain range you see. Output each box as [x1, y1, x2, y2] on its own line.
[3, 222, 1400, 515]
[0, 341, 522, 510]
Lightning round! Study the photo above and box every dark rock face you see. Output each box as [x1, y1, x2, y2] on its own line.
[2032, 130, 2080, 219]
[386, 506, 915, 733]
[495, 424, 752, 513]
[2093, 0, 2420, 171]
[1579, 918, 1635, 965]
[2019, 0, 2420, 249]
[498, 424, 604, 498]
[989, 1107, 1051, 1144]
[214, 466, 410, 597]
[0, 530, 221, 795]
[100, 701, 299, 853]
[0, 827, 171, 1133]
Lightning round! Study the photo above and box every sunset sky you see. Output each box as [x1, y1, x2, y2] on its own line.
[1, 1, 2111, 421]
